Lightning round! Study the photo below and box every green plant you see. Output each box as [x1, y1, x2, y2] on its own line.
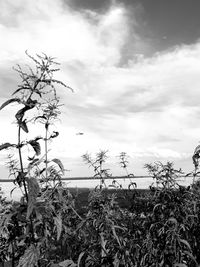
[0, 51, 79, 267]
[141, 162, 198, 267]
[82, 150, 111, 189]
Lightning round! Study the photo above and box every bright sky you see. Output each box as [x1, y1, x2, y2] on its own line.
[0, 0, 200, 197]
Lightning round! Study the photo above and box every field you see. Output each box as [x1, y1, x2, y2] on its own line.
[1, 53, 200, 267]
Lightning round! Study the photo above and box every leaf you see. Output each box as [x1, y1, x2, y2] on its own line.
[10, 187, 17, 197]
[168, 217, 178, 226]
[54, 213, 62, 241]
[29, 140, 41, 156]
[100, 232, 108, 258]
[15, 171, 27, 187]
[15, 107, 26, 121]
[12, 86, 29, 95]
[27, 177, 40, 219]
[27, 159, 39, 170]
[17, 244, 39, 267]
[52, 158, 65, 174]
[185, 172, 192, 177]
[58, 260, 76, 267]
[0, 98, 21, 110]
[128, 182, 137, 190]
[183, 250, 198, 265]
[15, 99, 37, 121]
[174, 264, 188, 267]
[0, 142, 15, 151]
[20, 120, 29, 133]
[193, 144, 200, 156]
[77, 252, 86, 267]
[50, 131, 59, 139]
[179, 239, 191, 251]
[111, 225, 121, 248]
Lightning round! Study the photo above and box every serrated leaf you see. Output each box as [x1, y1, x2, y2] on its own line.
[0, 142, 15, 151]
[52, 158, 64, 174]
[29, 140, 41, 156]
[17, 244, 39, 267]
[0, 98, 21, 110]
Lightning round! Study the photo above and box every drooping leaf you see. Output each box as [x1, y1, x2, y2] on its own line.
[179, 239, 192, 251]
[111, 225, 121, 248]
[29, 140, 41, 156]
[183, 250, 198, 265]
[50, 131, 59, 139]
[0, 142, 15, 151]
[128, 182, 137, 190]
[20, 120, 29, 133]
[15, 107, 26, 121]
[10, 187, 17, 197]
[12, 86, 29, 95]
[77, 252, 86, 267]
[0, 98, 21, 110]
[52, 158, 65, 174]
[15, 99, 38, 121]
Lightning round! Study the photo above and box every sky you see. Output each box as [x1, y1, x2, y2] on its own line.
[0, 0, 200, 197]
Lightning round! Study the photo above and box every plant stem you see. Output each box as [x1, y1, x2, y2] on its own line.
[18, 125, 29, 203]
[45, 122, 49, 184]
[18, 124, 35, 242]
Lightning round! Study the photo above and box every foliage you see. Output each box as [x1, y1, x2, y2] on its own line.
[1, 53, 200, 267]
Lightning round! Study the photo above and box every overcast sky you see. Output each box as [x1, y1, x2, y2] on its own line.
[1, 0, 200, 195]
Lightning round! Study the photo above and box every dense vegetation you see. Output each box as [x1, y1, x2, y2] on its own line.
[0, 53, 200, 267]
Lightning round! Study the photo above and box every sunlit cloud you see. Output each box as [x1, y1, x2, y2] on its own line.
[0, 0, 199, 190]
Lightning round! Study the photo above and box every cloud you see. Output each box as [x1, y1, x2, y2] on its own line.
[0, 0, 199, 184]
[0, 0, 131, 67]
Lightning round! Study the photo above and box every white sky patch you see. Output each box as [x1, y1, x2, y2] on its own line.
[0, 0, 199, 198]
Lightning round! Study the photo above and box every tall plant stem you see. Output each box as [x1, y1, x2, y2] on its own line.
[45, 122, 49, 183]
[18, 125, 29, 203]
[18, 124, 35, 242]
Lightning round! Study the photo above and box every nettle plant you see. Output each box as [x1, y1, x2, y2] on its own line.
[141, 162, 199, 267]
[0, 52, 79, 266]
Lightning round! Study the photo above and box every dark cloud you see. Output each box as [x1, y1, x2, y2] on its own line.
[122, 0, 200, 55]
[66, 0, 112, 13]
